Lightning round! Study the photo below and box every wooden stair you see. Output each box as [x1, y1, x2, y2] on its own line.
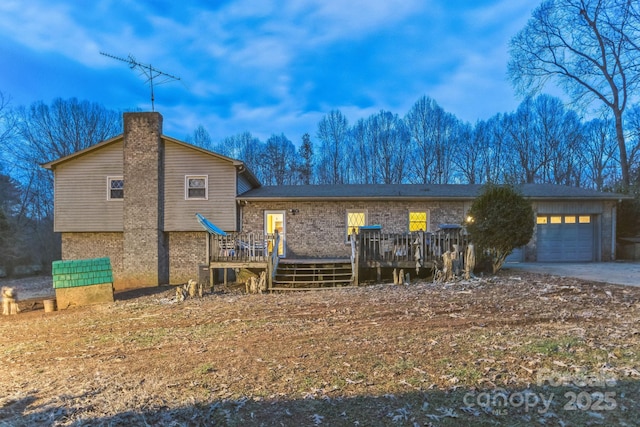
[271, 258, 354, 290]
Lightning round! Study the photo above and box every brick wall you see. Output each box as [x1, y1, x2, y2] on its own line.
[168, 231, 208, 284]
[122, 112, 168, 287]
[61, 232, 126, 289]
[242, 200, 466, 258]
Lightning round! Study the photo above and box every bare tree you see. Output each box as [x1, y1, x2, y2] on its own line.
[405, 96, 457, 184]
[505, 97, 541, 184]
[452, 121, 483, 184]
[214, 131, 266, 182]
[0, 92, 17, 168]
[508, 0, 640, 188]
[263, 133, 297, 186]
[316, 110, 349, 184]
[368, 110, 410, 184]
[625, 104, 640, 180]
[532, 95, 582, 186]
[477, 114, 511, 184]
[503, 95, 582, 185]
[0, 174, 22, 271]
[185, 124, 213, 150]
[349, 118, 375, 184]
[581, 116, 619, 190]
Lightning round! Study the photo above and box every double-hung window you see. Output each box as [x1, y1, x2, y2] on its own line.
[186, 175, 208, 200]
[107, 176, 124, 200]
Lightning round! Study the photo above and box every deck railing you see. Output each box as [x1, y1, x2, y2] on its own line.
[357, 229, 469, 265]
[209, 232, 277, 262]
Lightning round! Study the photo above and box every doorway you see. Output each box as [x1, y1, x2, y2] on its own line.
[265, 211, 286, 257]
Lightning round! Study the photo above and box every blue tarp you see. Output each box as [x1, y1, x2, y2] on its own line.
[195, 213, 227, 236]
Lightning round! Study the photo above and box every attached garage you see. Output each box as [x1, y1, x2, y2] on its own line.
[536, 214, 594, 262]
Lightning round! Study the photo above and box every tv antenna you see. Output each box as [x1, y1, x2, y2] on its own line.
[100, 51, 181, 111]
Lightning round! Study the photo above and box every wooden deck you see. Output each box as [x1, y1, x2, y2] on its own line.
[205, 229, 469, 290]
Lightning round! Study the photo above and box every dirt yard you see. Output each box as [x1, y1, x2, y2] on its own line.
[1, 272, 639, 426]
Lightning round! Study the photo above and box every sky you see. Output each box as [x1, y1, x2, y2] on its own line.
[0, 0, 542, 144]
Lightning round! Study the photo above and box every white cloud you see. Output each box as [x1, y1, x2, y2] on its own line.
[0, 0, 545, 139]
[0, 1, 101, 64]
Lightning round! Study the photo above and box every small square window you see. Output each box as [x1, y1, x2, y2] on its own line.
[186, 175, 207, 200]
[108, 177, 123, 200]
[409, 211, 428, 232]
[536, 216, 548, 224]
[564, 216, 576, 224]
[550, 216, 562, 224]
[579, 215, 591, 224]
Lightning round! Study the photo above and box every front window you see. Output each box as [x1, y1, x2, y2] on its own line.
[108, 176, 123, 200]
[409, 211, 428, 232]
[186, 175, 208, 200]
[347, 210, 366, 240]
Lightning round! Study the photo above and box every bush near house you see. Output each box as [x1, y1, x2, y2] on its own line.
[465, 184, 534, 273]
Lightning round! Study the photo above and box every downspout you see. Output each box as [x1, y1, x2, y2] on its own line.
[612, 204, 617, 261]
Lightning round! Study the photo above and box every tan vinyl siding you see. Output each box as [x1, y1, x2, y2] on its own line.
[237, 174, 252, 194]
[537, 201, 604, 214]
[163, 140, 238, 231]
[53, 140, 124, 232]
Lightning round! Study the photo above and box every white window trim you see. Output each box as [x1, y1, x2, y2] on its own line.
[107, 176, 124, 201]
[185, 175, 208, 200]
[346, 209, 367, 242]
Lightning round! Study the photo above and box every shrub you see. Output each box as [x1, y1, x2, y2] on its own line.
[465, 184, 534, 273]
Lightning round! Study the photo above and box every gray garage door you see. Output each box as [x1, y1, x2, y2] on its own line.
[537, 215, 594, 262]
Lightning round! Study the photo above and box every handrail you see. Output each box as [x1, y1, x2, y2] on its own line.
[268, 231, 281, 290]
[358, 229, 469, 266]
[209, 231, 273, 262]
[350, 231, 358, 285]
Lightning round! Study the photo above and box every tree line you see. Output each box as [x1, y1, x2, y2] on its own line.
[201, 93, 638, 190]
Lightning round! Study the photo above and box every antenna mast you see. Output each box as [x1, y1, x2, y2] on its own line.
[100, 51, 181, 111]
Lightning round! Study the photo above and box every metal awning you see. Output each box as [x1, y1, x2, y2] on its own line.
[195, 213, 227, 236]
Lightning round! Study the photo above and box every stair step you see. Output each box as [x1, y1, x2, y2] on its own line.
[273, 279, 353, 285]
[273, 259, 355, 288]
[276, 265, 351, 270]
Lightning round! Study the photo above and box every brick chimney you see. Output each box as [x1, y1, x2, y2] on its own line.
[121, 112, 168, 287]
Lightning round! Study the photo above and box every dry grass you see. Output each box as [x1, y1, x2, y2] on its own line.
[1, 271, 639, 426]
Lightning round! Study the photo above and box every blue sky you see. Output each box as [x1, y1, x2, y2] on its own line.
[0, 0, 540, 143]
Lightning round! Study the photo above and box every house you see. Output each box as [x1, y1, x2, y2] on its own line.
[238, 183, 623, 264]
[43, 112, 626, 291]
[43, 112, 259, 290]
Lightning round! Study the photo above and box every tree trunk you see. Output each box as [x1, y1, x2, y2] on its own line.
[614, 108, 630, 189]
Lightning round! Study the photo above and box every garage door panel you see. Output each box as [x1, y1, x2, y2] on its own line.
[537, 216, 593, 262]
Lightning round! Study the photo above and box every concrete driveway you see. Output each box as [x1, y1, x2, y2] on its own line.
[503, 261, 640, 287]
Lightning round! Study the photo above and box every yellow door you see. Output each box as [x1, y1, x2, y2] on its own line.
[265, 211, 285, 256]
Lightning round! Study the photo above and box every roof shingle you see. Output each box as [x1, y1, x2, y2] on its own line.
[238, 183, 627, 201]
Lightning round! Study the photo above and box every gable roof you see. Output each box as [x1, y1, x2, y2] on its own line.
[40, 134, 261, 187]
[238, 183, 627, 201]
